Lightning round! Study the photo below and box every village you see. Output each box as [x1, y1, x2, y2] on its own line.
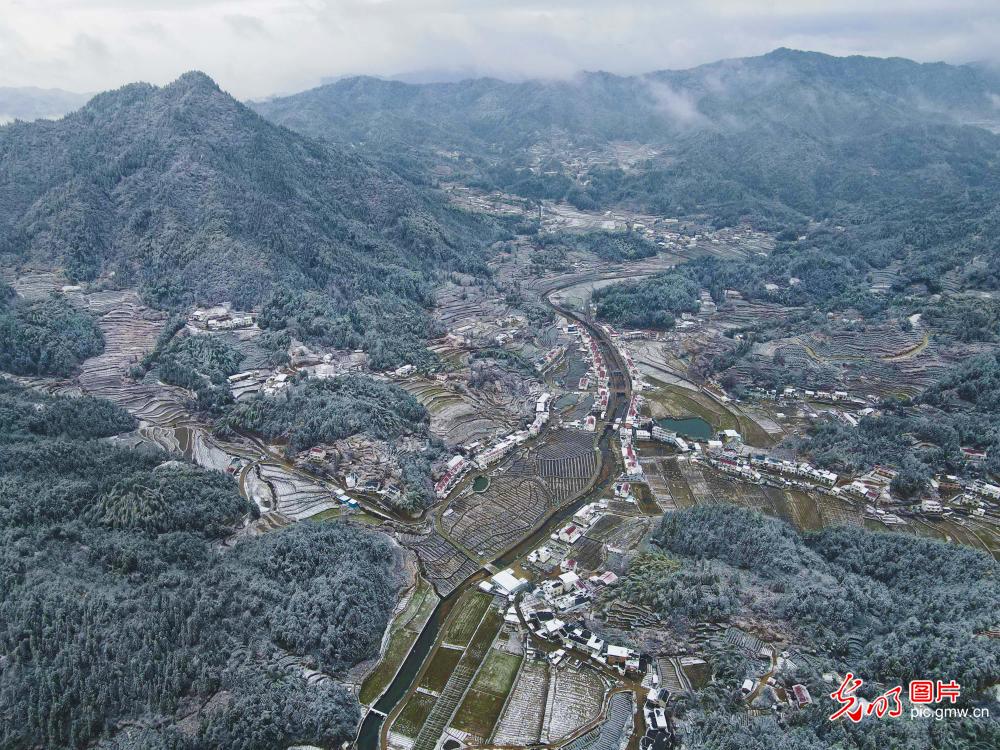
[8, 188, 998, 750]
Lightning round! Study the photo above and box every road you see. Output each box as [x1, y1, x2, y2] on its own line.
[361, 277, 635, 750]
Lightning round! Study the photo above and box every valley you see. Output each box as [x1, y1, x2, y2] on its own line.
[4, 182, 998, 750]
[1, 46, 999, 750]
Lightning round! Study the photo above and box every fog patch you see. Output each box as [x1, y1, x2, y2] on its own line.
[643, 79, 709, 128]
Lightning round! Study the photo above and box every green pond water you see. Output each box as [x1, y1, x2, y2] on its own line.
[472, 475, 490, 492]
[657, 416, 714, 440]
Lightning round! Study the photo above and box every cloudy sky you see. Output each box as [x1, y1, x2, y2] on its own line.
[2, 0, 999, 99]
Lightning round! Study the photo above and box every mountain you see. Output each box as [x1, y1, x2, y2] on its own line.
[0, 86, 90, 125]
[254, 49, 1000, 150]
[254, 49, 1000, 225]
[0, 71, 495, 309]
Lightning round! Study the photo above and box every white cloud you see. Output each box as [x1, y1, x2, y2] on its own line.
[643, 80, 710, 128]
[0, 1, 998, 99]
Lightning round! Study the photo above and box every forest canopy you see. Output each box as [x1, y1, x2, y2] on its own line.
[608, 506, 1000, 750]
[801, 351, 1000, 483]
[259, 288, 441, 371]
[155, 332, 245, 412]
[0, 294, 104, 376]
[592, 272, 700, 329]
[641, 507, 1000, 693]
[219, 374, 430, 454]
[0, 381, 398, 750]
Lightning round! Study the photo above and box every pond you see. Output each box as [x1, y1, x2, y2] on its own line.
[472, 475, 490, 492]
[657, 416, 714, 440]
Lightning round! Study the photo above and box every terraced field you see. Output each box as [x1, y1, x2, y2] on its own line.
[540, 667, 607, 743]
[397, 530, 481, 596]
[492, 660, 550, 745]
[440, 429, 598, 560]
[394, 603, 504, 750]
[450, 648, 523, 740]
[77, 291, 191, 425]
[442, 590, 494, 647]
[802, 326, 926, 362]
[649, 455, 870, 532]
[418, 647, 463, 694]
[401, 377, 532, 446]
[256, 463, 338, 520]
[563, 692, 634, 750]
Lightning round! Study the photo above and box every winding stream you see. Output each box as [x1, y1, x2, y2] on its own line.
[355, 280, 632, 750]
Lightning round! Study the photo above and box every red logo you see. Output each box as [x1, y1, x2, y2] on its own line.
[829, 674, 960, 721]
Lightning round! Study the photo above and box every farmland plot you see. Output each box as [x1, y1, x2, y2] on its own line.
[257, 463, 337, 520]
[441, 430, 597, 559]
[493, 660, 550, 745]
[540, 667, 607, 743]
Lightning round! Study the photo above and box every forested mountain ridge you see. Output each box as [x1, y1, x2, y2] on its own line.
[0, 289, 105, 376]
[255, 49, 1000, 225]
[254, 48, 1000, 154]
[612, 507, 1000, 749]
[0, 71, 498, 310]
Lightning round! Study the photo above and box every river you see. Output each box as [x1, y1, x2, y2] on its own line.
[355, 278, 632, 750]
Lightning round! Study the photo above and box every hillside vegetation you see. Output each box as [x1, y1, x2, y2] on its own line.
[0, 71, 504, 365]
[0, 381, 397, 749]
[802, 351, 1000, 485]
[614, 506, 1000, 749]
[0, 291, 104, 376]
[220, 374, 430, 453]
[257, 49, 1000, 223]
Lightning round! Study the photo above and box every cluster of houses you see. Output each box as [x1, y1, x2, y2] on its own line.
[473, 394, 551, 468]
[693, 451, 841, 492]
[434, 454, 473, 499]
[548, 500, 608, 553]
[741, 674, 813, 711]
[539, 345, 566, 372]
[512, 580, 644, 677]
[738, 650, 814, 717]
[614, 481, 637, 503]
[574, 324, 611, 417]
[711, 455, 762, 482]
[744, 384, 864, 405]
[839, 464, 897, 504]
[227, 369, 290, 398]
[604, 323, 647, 394]
[650, 425, 690, 453]
[480, 568, 531, 598]
[642, 689, 675, 750]
[442, 312, 531, 350]
[260, 371, 290, 396]
[747, 454, 839, 487]
[622, 394, 643, 430]
[697, 442, 995, 522]
[970, 480, 1000, 501]
[924, 478, 998, 519]
[946, 496, 989, 517]
[332, 486, 360, 511]
[473, 432, 527, 470]
[531, 392, 552, 436]
[434, 392, 554, 499]
[620, 428, 643, 480]
[191, 306, 254, 330]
